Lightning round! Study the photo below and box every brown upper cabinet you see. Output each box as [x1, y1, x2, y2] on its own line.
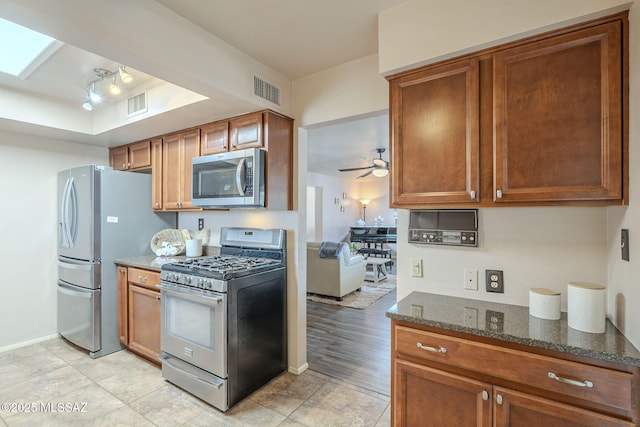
[388, 12, 628, 208]
[109, 140, 152, 171]
[200, 110, 293, 210]
[162, 129, 200, 210]
[200, 120, 230, 155]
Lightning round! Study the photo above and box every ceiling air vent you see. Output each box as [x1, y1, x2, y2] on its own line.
[252, 74, 280, 106]
[127, 91, 147, 117]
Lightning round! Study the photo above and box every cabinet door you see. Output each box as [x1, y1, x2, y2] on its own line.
[117, 266, 128, 345]
[151, 138, 163, 210]
[162, 133, 182, 210]
[493, 21, 622, 203]
[201, 121, 229, 155]
[128, 284, 161, 363]
[230, 113, 263, 150]
[179, 130, 200, 209]
[393, 359, 491, 427]
[128, 140, 151, 170]
[390, 58, 479, 206]
[110, 146, 129, 171]
[494, 387, 633, 427]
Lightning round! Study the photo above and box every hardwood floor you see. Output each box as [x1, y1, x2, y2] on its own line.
[306, 282, 396, 396]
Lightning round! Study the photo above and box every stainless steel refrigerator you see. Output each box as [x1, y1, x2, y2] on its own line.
[57, 165, 175, 358]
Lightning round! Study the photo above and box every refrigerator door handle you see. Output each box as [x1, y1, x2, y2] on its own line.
[61, 177, 78, 248]
[60, 177, 72, 248]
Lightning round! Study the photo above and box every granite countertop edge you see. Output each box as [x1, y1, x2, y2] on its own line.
[387, 292, 640, 367]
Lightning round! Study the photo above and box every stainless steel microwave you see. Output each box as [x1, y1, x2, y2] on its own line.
[192, 148, 265, 208]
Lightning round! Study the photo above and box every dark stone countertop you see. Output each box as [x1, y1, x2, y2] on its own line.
[115, 246, 221, 272]
[114, 255, 186, 272]
[387, 291, 640, 367]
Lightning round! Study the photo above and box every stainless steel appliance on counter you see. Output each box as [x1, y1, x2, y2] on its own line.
[158, 227, 287, 411]
[57, 165, 175, 358]
[191, 147, 265, 208]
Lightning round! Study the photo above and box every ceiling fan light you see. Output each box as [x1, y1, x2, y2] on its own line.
[372, 168, 389, 178]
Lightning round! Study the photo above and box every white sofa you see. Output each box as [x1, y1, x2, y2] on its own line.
[307, 242, 366, 300]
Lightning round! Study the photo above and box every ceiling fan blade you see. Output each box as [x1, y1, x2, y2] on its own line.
[339, 166, 373, 172]
[357, 170, 373, 178]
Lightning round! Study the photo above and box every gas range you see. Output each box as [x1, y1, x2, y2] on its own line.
[160, 255, 283, 291]
[160, 227, 286, 291]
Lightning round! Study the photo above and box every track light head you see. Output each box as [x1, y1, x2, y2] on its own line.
[119, 66, 133, 84]
[82, 100, 93, 111]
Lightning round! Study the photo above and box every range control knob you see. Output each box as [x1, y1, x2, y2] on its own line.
[184, 276, 192, 284]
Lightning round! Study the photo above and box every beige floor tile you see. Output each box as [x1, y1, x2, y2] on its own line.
[129, 382, 210, 426]
[97, 368, 166, 403]
[249, 371, 328, 417]
[85, 405, 156, 427]
[0, 416, 6, 426]
[39, 338, 93, 364]
[69, 348, 152, 382]
[278, 418, 310, 427]
[186, 399, 286, 427]
[0, 365, 93, 414]
[374, 403, 391, 427]
[289, 381, 388, 427]
[0, 344, 69, 388]
[2, 383, 125, 427]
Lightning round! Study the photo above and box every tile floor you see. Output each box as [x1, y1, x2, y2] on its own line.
[0, 338, 390, 426]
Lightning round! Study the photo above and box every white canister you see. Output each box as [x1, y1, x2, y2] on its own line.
[529, 288, 561, 320]
[567, 282, 606, 334]
[185, 239, 203, 257]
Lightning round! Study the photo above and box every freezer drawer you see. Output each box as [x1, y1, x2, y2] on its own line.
[57, 282, 100, 352]
[58, 258, 100, 289]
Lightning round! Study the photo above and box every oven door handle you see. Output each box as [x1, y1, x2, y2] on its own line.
[157, 283, 223, 304]
[159, 354, 224, 389]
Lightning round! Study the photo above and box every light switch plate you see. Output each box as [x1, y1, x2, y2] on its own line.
[410, 258, 423, 277]
[464, 269, 478, 290]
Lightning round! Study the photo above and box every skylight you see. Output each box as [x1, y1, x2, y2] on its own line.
[0, 17, 57, 78]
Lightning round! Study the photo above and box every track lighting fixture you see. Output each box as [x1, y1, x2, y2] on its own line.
[81, 65, 133, 110]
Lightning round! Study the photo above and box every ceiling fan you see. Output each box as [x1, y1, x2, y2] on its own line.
[339, 148, 389, 178]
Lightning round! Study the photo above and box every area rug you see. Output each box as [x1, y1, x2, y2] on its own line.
[306, 275, 396, 309]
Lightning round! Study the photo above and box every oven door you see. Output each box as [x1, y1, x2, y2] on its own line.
[158, 283, 227, 377]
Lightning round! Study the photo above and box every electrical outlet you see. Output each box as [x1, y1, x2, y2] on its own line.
[622, 228, 629, 261]
[198, 218, 204, 231]
[410, 259, 423, 277]
[464, 269, 478, 290]
[485, 270, 504, 293]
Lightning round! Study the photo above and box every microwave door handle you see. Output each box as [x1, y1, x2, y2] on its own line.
[235, 158, 246, 196]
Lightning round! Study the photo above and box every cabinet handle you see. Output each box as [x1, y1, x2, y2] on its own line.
[496, 394, 503, 405]
[496, 190, 503, 198]
[416, 342, 447, 354]
[138, 276, 147, 282]
[470, 190, 476, 199]
[156, 295, 161, 301]
[482, 390, 488, 401]
[127, 162, 131, 167]
[122, 163, 126, 168]
[548, 372, 593, 388]
[155, 202, 160, 207]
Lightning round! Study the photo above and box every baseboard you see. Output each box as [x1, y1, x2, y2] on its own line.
[0, 333, 59, 354]
[288, 362, 309, 375]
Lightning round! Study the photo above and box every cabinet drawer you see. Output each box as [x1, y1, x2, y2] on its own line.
[395, 326, 634, 412]
[127, 267, 160, 289]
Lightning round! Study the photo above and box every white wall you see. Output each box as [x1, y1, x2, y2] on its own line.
[378, 0, 632, 75]
[378, 0, 640, 349]
[306, 172, 361, 242]
[0, 132, 107, 351]
[606, 2, 640, 345]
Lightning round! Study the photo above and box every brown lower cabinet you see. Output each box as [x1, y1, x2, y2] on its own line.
[391, 320, 638, 427]
[117, 265, 161, 364]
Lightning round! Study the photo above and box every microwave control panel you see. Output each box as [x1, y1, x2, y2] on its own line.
[408, 229, 477, 247]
